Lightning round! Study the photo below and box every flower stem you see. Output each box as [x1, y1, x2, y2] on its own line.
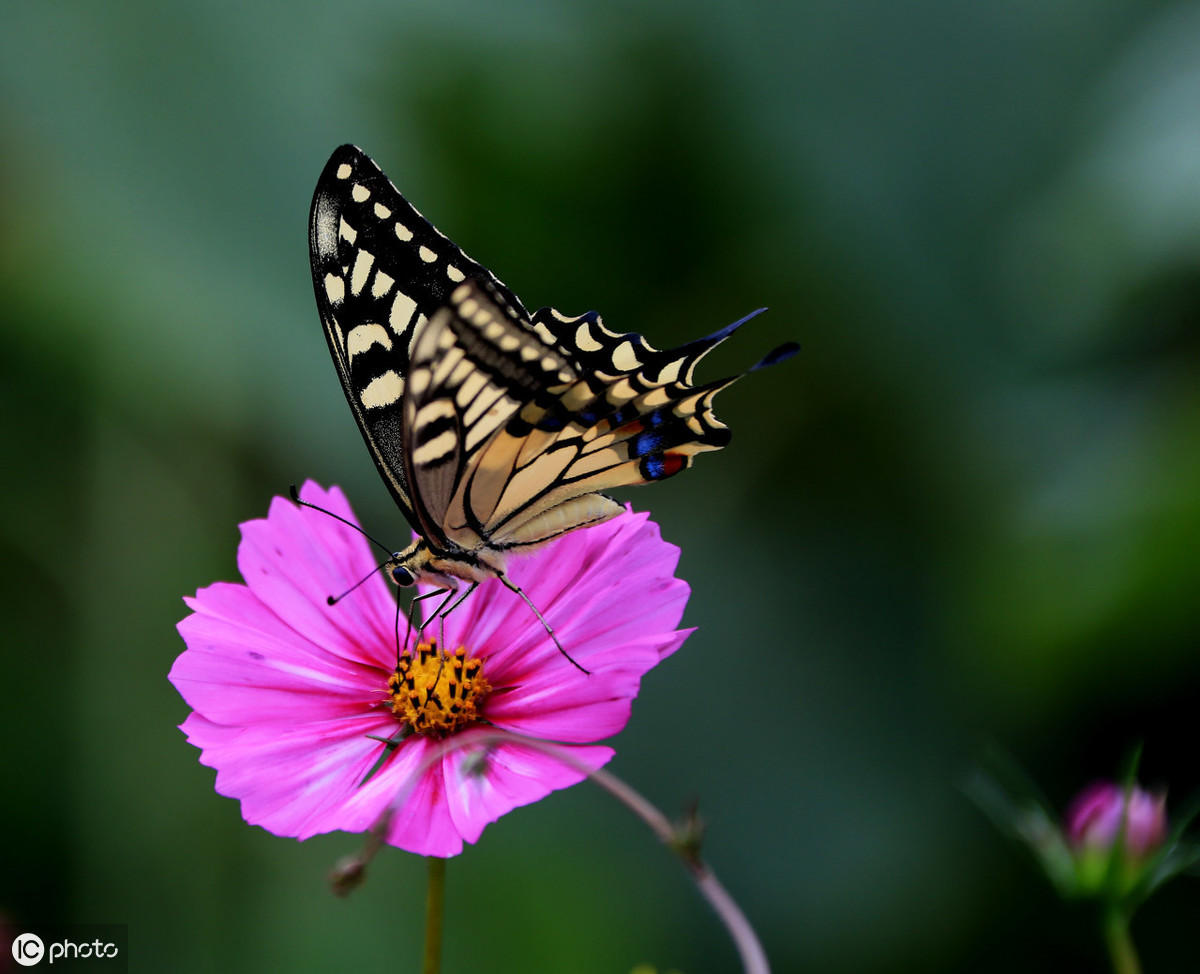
[1102, 906, 1141, 974]
[587, 767, 770, 974]
[377, 731, 771, 974]
[422, 856, 446, 974]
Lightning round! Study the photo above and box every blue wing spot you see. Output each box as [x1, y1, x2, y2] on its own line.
[608, 406, 632, 427]
[639, 452, 687, 481]
[633, 430, 664, 456]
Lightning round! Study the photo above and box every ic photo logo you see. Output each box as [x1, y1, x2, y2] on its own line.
[12, 933, 44, 966]
[10, 932, 121, 967]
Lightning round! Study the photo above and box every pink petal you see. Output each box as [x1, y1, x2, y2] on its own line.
[173, 582, 386, 723]
[481, 636, 691, 741]
[181, 709, 399, 839]
[236, 482, 399, 668]
[440, 729, 614, 845]
[435, 509, 691, 743]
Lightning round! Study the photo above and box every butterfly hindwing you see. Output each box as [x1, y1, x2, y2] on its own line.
[402, 282, 780, 555]
[308, 144, 530, 530]
[403, 279, 586, 551]
[463, 306, 779, 542]
[464, 340, 746, 546]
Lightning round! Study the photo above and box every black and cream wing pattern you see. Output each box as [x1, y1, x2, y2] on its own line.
[309, 145, 528, 534]
[309, 144, 797, 568]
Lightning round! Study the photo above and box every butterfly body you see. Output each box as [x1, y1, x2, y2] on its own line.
[309, 145, 796, 599]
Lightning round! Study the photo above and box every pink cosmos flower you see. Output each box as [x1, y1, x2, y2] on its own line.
[170, 481, 690, 858]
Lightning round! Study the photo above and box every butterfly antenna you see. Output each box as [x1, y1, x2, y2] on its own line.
[288, 484, 396, 559]
[497, 574, 589, 675]
[326, 561, 390, 606]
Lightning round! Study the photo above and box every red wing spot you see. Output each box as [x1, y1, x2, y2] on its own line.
[660, 453, 687, 478]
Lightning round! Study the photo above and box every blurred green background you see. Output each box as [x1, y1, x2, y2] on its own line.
[4, 1, 1200, 971]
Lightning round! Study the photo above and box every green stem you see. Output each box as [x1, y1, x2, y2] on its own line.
[1102, 906, 1141, 974]
[422, 856, 446, 974]
[371, 732, 769, 973]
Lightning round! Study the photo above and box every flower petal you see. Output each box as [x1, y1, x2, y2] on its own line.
[440, 509, 691, 743]
[173, 581, 385, 723]
[440, 728, 613, 845]
[236, 481, 399, 668]
[181, 709, 398, 839]
[482, 633, 692, 741]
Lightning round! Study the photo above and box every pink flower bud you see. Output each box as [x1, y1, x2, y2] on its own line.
[1065, 781, 1167, 860]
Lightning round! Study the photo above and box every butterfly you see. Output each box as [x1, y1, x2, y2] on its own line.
[307, 144, 797, 653]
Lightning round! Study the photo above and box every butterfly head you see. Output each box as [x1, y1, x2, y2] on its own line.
[385, 539, 431, 588]
[389, 564, 417, 587]
[384, 538, 489, 590]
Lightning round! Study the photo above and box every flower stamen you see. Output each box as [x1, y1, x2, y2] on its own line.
[387, 642, 491, 738]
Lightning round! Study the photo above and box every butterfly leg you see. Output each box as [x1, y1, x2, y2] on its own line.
[434, 581, 478, 631]
[402, 588, 449, 664]
[497, 573, 589, 675]
[431, 581, 480, 688]
[436, 580, 478, 650]
[394, 589, 404, 665]
[415, 582, 475, 705]
[413, 587, 458, 643]
[399, 586, 458, 706]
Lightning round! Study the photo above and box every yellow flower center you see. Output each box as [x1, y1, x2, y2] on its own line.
[387, 642, 491, 738]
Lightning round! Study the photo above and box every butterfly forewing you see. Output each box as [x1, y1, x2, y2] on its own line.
[308, 145, 530, 530]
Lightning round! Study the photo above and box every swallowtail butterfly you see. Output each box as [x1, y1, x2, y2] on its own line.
[308, 145, 796, 644]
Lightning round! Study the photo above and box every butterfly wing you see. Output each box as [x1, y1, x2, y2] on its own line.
[402, 279, 598, 551]
[403, 280, 796, 555]
[467, 305, 792, 548]
[308, 144, 530, 529]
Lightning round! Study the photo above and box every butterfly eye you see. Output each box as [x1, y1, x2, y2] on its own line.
[390, 566, 416, 587]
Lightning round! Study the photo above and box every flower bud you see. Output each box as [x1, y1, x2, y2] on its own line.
[1064, 781, 1167, 895]
[1066, 781, 1167, 856]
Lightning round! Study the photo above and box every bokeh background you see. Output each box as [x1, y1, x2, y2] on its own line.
[4, 2, 1200, 971]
